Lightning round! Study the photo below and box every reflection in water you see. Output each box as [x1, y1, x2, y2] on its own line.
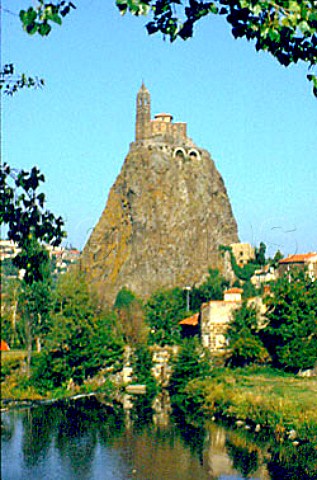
[267, 442, 317, 480]
[226, 437, 260, 478]
[1, 397, 317, 480]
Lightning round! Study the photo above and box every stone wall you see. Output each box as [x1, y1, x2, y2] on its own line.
[121, 345, 179, 388]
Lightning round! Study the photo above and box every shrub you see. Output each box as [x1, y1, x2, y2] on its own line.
[226, 302, 269, 367]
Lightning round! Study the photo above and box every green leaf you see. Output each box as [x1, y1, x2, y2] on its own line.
[25, 22, 39, 35]
[209, 3, 218, 14]
[38, 22, 52, 36]
[50, 14, 63, 25]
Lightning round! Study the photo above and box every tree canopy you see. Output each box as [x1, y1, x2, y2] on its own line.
[263, 269, 317, 371]
[226, 301, 269, 366]
[11, 0, 317, 96]
[190, 268, 229, 310]
[145, 288, 186, 345]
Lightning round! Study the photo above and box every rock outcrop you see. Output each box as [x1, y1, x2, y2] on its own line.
[81, 85, 239, 305]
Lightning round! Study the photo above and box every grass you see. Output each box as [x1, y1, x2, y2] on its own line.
[185, 366, 317, 443]
[1, 351, 43, 401]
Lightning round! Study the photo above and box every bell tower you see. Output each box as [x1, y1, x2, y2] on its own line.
[135, 82, 151, 141]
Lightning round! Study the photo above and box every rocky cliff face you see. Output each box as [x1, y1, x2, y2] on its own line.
[81, 144, 239, 305]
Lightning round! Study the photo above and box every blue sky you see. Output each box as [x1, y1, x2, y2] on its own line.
[2, 0, 317, 257]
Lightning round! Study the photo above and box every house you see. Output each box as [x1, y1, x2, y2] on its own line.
[278, 252, 317, 280]
[0, 240, 21, 261]
[0, 339, 10, 351]
[230, 243, 255, 267]
[200, 289, 266, 355]
[251, 264, 276, 288]
[179, 312, 200, 337]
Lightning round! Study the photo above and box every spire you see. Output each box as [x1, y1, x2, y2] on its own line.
[136, 83, 151, 141]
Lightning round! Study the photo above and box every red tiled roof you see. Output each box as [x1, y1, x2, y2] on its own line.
[279, 253, 317, 264]
[0, 340, 10, 351]
[179, 313, 199, 326]
[225, 288, 243, 294]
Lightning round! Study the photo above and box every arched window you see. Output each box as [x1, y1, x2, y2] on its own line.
[188, 149, 201, 160]
[173, 147, 186, 159]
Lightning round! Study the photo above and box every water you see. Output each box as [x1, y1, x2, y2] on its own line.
[1, 397, 316, 480]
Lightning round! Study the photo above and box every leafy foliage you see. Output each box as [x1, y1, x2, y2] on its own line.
[145, 288, 187, 345]
[220, 245, 258, 281]
[226, 302, 269, 367]
[0, 163, 66, 284]
[253, 241, 266, 266]
[131, 345, 159, 398]
[1, 163, 65, 374]
[116, 0, 317, 96]
[263, 269, 317, 371]
[19, 262, 54, 353]
[242, 279, 258, 299]
[32, 271, 124, 389]
[114, 287, 137, 309]
[0, 64, 44, 96]
[14, 1, 317, 95]
[0, 271, 24, 348]
[19, 1, 76, 37]
[270, 249, 284, 269]
[190, 268, 229, 310]
[168, 337, 212, 415]
[114, 288, 148, 345]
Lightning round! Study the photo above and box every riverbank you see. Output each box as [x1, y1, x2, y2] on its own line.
[182, 366, 317, 446]
[0, 350, 121, 410]
[2, 352, 317, 447]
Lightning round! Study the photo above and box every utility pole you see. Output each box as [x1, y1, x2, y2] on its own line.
[184, 286, 191, 311]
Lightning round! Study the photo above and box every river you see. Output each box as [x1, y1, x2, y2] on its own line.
[1, 396, 316, 480]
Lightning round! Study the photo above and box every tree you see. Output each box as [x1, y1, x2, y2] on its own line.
[4, 1, 316, 96]
[33, 271, 124, 389]
[19, 257, 53, 354]
[270, 249, 284, 269]
[0, 163, 65, 282]
[131, 344, 158, 398]
[168, 337, 212, 413]
[220, 245, 258, 281]
[254, 242, 266, 266]
[242, 279, 258, 299]
[114, 288, 148, 346]
[0, 276, 24, 348]
[1, 163, 65, 374]
[118, 0, 317, 95]
[145, 288, 186, 345]
[190, 268, 229, 311]
[226, 302, 269, 366]
[263, 269, 317, 371]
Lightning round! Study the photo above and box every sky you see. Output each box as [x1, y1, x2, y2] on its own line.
[2, 0, 317, 257]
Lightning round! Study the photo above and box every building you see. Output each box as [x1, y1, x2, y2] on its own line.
[199, 289, 266, 355]
[179, 312, 200, 337]
[132, 82, 202, 160]
[251, 264, 276, 288]
[0, 340, 10, 351]
[0, 240, 21, 261]
[135, 83, 187, 143]
[278, 252, 317, 280]
[49, 247, 81, 274]
[1, 240, 81, 277]
[230, 242, 255, 267]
